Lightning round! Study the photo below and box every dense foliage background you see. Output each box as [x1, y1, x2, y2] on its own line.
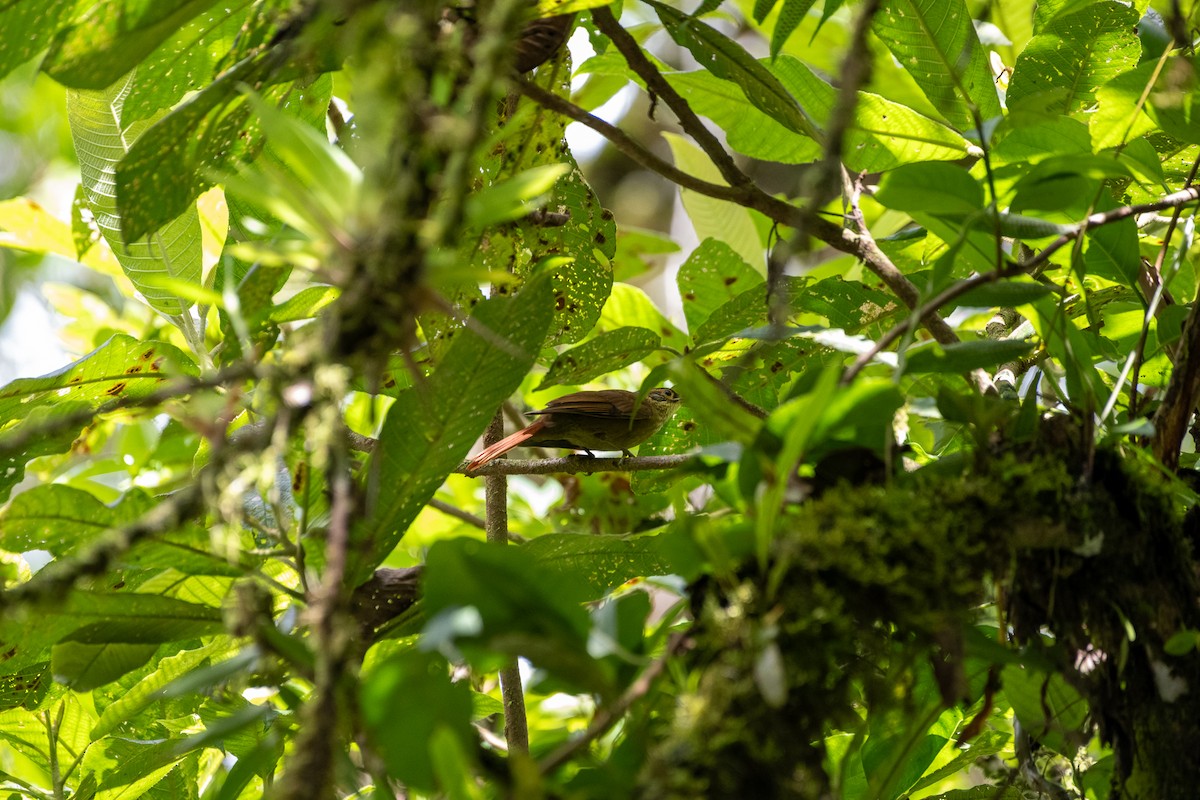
[1, 0, 1199, 797]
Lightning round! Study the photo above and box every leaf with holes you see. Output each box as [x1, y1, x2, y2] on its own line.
[1007, 2, 1140, 115]
[538, 327, 663, 389]
[469, 56, 616, 346]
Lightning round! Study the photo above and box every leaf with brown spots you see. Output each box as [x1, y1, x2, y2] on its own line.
[677, 238, 763, 340]
[538, 327, 663, 389]
[0, 335, 197, 502]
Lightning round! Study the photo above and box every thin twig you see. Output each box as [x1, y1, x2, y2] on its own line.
[513, 77, 752, 203]
[0, 362, 257, 459]
[1130, 155, 1200, 418]
[842, 186, 1200, 385]
[429, 498, 487, 529]
[539, 631, 690, 775]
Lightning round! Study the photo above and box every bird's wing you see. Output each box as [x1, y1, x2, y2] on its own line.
[532, 391, 630, 418]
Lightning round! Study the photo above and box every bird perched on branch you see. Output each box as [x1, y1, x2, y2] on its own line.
[466, 387, 682, 471]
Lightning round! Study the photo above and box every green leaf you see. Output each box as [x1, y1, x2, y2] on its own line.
[1007, 2, 1140, 115]
[1083, 198, 1140, 288]
[0, 335, 197, 503]
[42, 0, 221, 89]
[266, 285, 339, 323]
[663, 134, 764, 270]
[422, 538, 614, 694]
[1147, 57, 1200, 146]
[523, 532, 678, 597]
[57, 598, 224, 645]
[0, 663, 52, 711]
[875, 162, 984, 214]
[908, 729, 1010, 793]
[82, 735, 192, 797]
[597, 284, 689, 353]
[0, 592, 223, 676]
[769, 0, 818, 56]
[51, 642, 160, 691]
[537, 0, 612, 14]
[349, 279, 555, 582]
[678, 239, 763, 337]
[799, 277, 901, 334]
[1010, 154, 1131, 214]
[1164, 629, 1200, 656]
[1001, 663, 1089, 755]
[0, 484, 151, 556]
[67, 75, 203, 315]
[465, 164, 571, 228]
[992, 114, 1092, 166]
[0, 0, 76, 82]
[904, 339, 1036, 374]
[118, 71, 336, 244]
[873, 0, 1003, 131]
[647, 0, 822, 141]
[470, 66, 615, 346]
[91, 640, 231, 738]
[361, 650, 475, 794]
[669, 67, 820, 165]
[985, 211, 1075, 239]
[956, 280, 1055, 307]
[671, 57, 972, 170]
[691, 284, 768, 345]
[1091, 60, 1161, 151]
[120, 6, 262, 125]
[538, 327, 663, 389]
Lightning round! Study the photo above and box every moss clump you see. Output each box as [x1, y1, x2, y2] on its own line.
[638, 440, 1200, 799]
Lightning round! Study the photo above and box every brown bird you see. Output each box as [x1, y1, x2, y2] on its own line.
[466, 387, 682, 471]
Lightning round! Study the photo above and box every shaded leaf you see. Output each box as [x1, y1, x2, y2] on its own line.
[905, 339, 1036, 374]
[117, 68, 334, 243]
[349, 279, 555, 582]
[770, 0, 818, 56]
[539, 327, 663, 389]
[361, 649, 474, 794]
[0, 0, 76, 82]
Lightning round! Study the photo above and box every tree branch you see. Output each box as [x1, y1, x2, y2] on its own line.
[462, 453, 698, 476]
[515, 70, 967, 361]
[591, 5, 754, 192]
[483, 412, 530, 754]
[0, 362, 257, 460]
[842, 186, 1200, 385]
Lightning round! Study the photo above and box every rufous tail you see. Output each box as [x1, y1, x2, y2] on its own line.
[466, 419, 547, 472]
